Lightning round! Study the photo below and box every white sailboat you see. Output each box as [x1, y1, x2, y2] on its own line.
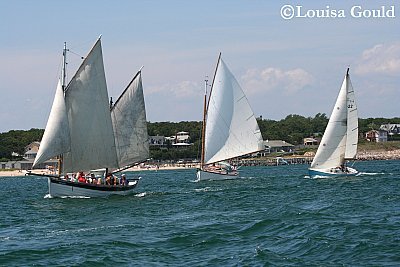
[309, 68, 358, 178]
[29, 37, 149, 197]
[196, 54, 264, 181]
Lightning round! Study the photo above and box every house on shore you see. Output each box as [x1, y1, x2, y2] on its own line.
[380, 124, 400, 135]
[365, 130, 388, 142]
[0, 141, 58, 170]
[379, 124, 400, 140]
[303, 137, 320, 146]
[257, 140, 295, 156]
[150, 131, 193, 149]
[149, 135, 165, 146]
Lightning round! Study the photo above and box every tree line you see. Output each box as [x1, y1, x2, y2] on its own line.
[1, 114, 399, 161]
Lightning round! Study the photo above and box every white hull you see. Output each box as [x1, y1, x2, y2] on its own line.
[308, 167, 358, 178]
[196, 169, 238, 181]
[48, 177, 139, 198]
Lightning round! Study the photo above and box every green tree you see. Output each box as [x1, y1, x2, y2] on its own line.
[0, 128, 44, 160]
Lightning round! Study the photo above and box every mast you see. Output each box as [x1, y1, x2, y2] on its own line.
[200, 78, 208, 168]
[58, 42, 67, 175]
[201, 53, 222, 167]
[206, 53, 222, 112]
[62, 42, 67, 91]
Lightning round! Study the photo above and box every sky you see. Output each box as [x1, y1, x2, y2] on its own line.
[0, 0, 399, 133]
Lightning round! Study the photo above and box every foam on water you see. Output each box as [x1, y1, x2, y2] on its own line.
[135, 192, 147, 197]
[358, 171, 386, 176]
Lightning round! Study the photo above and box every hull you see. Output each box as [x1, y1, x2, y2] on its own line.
[196, 169, 238, 181]
[48, 177, 139, 198]
[308, 167, 358, 178]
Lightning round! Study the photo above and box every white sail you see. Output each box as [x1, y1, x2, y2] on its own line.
[311, 69, 357, 169]
[62, 38, 118, 173]
[111, 70, 149, 167]
[33, 80, 70, 167]
[345, 74, 358, 159]
[204, 57, 263, 164]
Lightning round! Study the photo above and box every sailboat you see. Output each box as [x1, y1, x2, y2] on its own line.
[196, 53, 264, 181]
[308, 68, 358, 177]
[29, 36, 149, 197]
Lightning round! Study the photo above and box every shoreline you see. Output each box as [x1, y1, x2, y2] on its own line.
[1, 149, 399, 177]
[0, 169, 55, 177]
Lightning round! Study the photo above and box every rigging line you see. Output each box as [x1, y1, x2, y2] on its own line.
[68, 49, 85, 59]
[53, 55, 64, 89]
[67, 37, 97, 54]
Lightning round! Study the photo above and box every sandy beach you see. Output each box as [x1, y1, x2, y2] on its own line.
[0, 165, 200, 177]
[0, 169, 56, 177]
[1, 150, 399, 177]
[126, 163, 200, 172]
[0, 170, 27, 177]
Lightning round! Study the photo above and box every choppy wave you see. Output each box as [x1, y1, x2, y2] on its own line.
[1, 161, 399, 266]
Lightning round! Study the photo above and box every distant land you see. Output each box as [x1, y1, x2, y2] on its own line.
[1, 114, 399, 161]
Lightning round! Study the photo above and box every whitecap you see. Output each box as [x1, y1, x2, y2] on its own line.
[358, 172, 386, 176]
[135, 192, 147, 197]
[60, 196, 91, 199]
[194, 187, 211, 192]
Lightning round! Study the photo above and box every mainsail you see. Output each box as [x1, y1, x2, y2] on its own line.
[203, 56, 263, 164]
[311, 69, 358, 169]
[111, 70, 149, 168]
[62, 38, 118, 172]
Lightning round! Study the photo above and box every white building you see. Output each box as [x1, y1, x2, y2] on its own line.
[149, 131, 193, 148]
[258, 140, 294, 156]
[380, 124, 400, 140]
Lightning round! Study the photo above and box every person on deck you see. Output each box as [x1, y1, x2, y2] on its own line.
[121, 174, 127, 186]
[105, 173, 112, 185]
[78, 172, 86, 183]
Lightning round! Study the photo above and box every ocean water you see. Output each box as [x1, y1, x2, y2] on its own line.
[0, 160, 399, 266]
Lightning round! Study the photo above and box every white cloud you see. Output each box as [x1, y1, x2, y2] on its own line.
[241, 67, 314, 95]
[174, 81, 202, 98]
[146, 80, 201, 98]
[354, 42, 400, 76]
